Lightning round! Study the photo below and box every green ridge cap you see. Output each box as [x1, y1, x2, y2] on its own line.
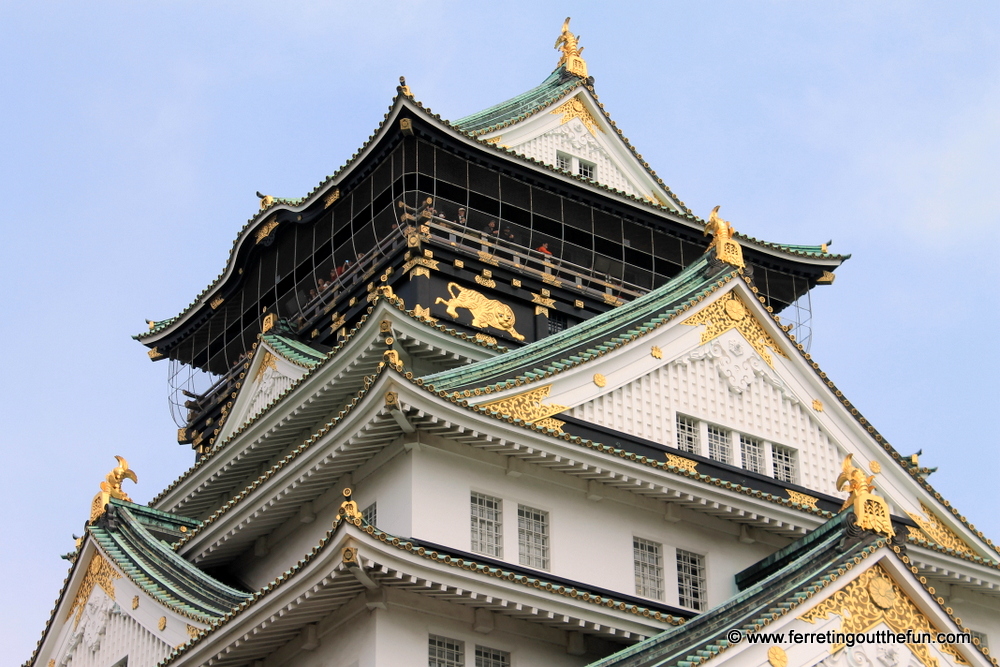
[262, 333, 327, 368]
[453, 67, 584, 134]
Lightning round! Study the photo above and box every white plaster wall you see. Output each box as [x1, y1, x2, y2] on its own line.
[407, 442, 777, 611]
[510, 119, 638, 197]
[292, 606, 377, 667]
[570, 351, 843, 496]
[46, 589, 171, 667]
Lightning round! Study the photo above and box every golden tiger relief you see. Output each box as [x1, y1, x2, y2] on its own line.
[435, 282, 525, 341]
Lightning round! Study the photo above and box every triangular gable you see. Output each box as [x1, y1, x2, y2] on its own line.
[473, 86, 682, 210]
[452, 270, 997, 561]
[589, 512, 991, 667]
[216, 337, 317, 444]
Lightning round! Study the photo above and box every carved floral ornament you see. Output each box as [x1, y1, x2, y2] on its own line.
[551, 96, 602, 137]
[682, 291, 787, 367]
[478, 385, 568, 434]
[799, 564, 968, 667]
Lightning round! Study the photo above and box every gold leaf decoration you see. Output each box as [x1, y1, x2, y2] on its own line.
[908, 503, 975, 556]
[550, 96, 601, 136]
[682, 292, 787, 367]
[665, 454, 698, 473]
[786, 490, 819, 509]
[799, 564, 968, 667]
[435, 282, 525, 341]
[67, 553, 120, 628]
[479, 385, 568, 432]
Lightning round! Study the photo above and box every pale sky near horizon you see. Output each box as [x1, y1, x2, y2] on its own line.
[3, 2, 998, 661]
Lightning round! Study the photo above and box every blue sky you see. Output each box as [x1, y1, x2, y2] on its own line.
[3, 2, 998, 660]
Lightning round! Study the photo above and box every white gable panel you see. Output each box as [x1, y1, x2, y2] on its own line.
[507, 118, 641, 198]
[569, 328, 843, 496]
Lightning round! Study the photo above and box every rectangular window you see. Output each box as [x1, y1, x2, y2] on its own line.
[547, 312, 567, 334]
[518, 505, 549, 570]
[740, 436, 764, 474]
[362, 502, 377, 526]
[971, 630, 989, 649]
[429, 635, 464, 667]
[471, 493, 503, 558]
[707, 425, 732, 464]
[578, 160, 595, 179]
[676, 549, 707, 611]
[675, 415, 699, 454]
[633, 537, 664, 600]
[555, 153, 571, 171]
[475, 646, 510, 667]
[771, 445, 797, 483]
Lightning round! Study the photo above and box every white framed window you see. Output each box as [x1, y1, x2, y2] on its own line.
[675, 414, 699, 454]
[706, 424, 732, 464]
[471, 493, 503, 558]
[429, 635, 464, 667]
[362, 502, 377, 526]
[740, 435, 765, 474]
[578, 159, 595, 179]
[518, 505, 549, 570]
[771, 445, 797, 483]
[475, 645, 510, 667]
[971, 630, 989, 649]
[633, 537, 664, 600]
[556, 152, 571, 171]
[676, 549, 707, 611]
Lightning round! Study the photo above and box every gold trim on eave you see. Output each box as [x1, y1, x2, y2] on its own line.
[682, 292, 787, 367]
[68, 553, 120, 628]
[908, 503, 975, 556]
[479, 385, 568, 433]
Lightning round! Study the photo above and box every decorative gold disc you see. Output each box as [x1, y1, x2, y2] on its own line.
[868, 576, 896, 609]
[869, 460, 881, 473]
[593, 373, 606, 387]
[724, 298, 746, 321]
[767, 646, 788, 667]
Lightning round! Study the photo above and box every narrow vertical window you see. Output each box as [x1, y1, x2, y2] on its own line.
[517, 505, 549, 570]
[706, 425, 732, 464]
[578, 159, 595, 179]
[475, 646, 510, 667]
[633, 537, 664, 600]
[675, 415, 699, 454]
[555, 152, 571, 171]
[547, 312, 567, 334]
[361, 502, 377, 527]
[740, 436, 764, 474]
[676, 549, 707, 611]
[771, 445, 797, 483]
[471, 493, 503, 558]
[429, 635, 464, 667]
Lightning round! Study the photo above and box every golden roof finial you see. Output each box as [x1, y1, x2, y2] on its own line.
[338, 488, 361, 524]
[837, 454, 895, 538]
[704, 206, 745, 269]
[256, 191, 274, 210]
[555, 17, 588, 79]
[398, 76, 412, 98]
[90, 456, 138, 522]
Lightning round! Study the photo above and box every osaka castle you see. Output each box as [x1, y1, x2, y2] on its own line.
[27, 19, 999, 667]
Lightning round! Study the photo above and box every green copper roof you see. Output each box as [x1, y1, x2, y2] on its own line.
[262, 333, 327, 368]
[422, 254, 736, 391]
[454, 66, 584, 135]
[89, 500, 250, 621]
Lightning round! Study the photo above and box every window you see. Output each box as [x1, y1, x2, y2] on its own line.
[971, 630, 989, 649]
[362, 502, 377, 526]
[772, 445, 797, 483]
[578, 159, 595, 179]
[633, 537, 664, 600]
[429, 635, 464, 667]
[676, 549, 707, 611]
[547, 311, 567, 334]
[740, 436, 765, 474]
[675, 415, 699, 454]
[475, 646, 510, 667]
[706, 425, 732, 464]
[518, 505, 549, 570]
[471, 493, 503, 557]
[556, 152, 571, 171]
